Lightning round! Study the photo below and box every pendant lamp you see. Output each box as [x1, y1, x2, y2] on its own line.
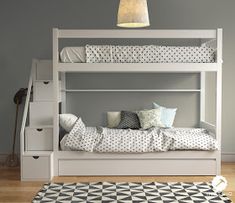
[117, 0, 150, 28]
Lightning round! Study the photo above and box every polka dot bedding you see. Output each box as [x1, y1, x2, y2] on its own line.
[62, 120, 218, 153]
[85, 45, 215, 63]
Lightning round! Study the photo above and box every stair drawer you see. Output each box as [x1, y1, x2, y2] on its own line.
[33, 81, 53, 101]
[33, 80, 61, 102]
[25, 127, 53, 151]
[22, 153, 53, 181]
[29, 102, 53, 126]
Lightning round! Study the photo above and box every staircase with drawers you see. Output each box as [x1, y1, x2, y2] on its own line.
[21, 59, 55, 181]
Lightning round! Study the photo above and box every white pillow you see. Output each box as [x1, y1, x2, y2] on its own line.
[107, 112, 121, 128]
[60, 47, 86, 63]
[59, 114, 78, 132]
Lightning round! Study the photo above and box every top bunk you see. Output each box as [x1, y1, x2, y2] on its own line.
[53, 28, 223, 73]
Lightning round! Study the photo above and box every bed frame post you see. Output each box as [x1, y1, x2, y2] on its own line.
[61, 73, 66, 113]
[216, 28, 223, 175]
[200, 72, 206, 122]
[53, 28, 59, 176]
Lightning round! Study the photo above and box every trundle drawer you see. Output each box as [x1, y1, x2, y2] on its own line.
[25, 127, 53, 151]
[29, 102, 53, 125]
[22, 153, 53, 181]
[35, 60, 52, 80]
[58, 159, 217, 176]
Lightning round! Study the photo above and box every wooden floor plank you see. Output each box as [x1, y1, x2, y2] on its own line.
[0, 163, 234, 202]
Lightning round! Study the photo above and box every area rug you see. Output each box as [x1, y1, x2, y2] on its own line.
[32, 182, 231, 203]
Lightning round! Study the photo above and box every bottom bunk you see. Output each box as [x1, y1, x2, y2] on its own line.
[54, 150, 220, 176]
[56, 114, 220, 176]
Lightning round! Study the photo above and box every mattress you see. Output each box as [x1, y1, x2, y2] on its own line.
[60, 122, 218, 153]
[60, 45, 215, 63]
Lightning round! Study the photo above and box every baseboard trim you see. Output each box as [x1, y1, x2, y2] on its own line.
[221, 152, 235, 162]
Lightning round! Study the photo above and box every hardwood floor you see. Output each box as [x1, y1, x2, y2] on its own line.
[0, 163, 234, 202]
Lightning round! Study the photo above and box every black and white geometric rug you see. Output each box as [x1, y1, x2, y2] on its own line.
[33, 182, 231, 203]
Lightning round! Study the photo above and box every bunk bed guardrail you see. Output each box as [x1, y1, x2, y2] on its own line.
[53, 29, 223, 73]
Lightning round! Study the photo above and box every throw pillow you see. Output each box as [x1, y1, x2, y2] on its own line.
[107, 112, 121, 128]
[117, 111, 141, 129]
[152, 102, 177, 128]
[137, 108, 164, 129]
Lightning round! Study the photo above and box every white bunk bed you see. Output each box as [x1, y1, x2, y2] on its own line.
[20, 28, 222, 181]
[51, 28, 223, 177]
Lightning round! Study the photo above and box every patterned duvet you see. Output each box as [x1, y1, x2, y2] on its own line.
[61, 121, 218, 153]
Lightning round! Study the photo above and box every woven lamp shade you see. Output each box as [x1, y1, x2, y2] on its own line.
[117, 0, 150, 28]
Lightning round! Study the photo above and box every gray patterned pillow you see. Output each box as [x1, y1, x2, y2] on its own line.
[116, 111, 140, 129]
[137, 108, 165, 129]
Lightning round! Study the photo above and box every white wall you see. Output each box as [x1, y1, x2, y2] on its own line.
[0, 0, 234, 157]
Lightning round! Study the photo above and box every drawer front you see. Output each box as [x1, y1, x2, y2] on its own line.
[25, 128, 53, 151]
[33, 81, 53, 101]
[22, 156, 50, 180]
[29, 102, 53, 126]
[36, 60, 52, 80]
[33, 81, 61, 102]
[59, 159, 216, 176]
